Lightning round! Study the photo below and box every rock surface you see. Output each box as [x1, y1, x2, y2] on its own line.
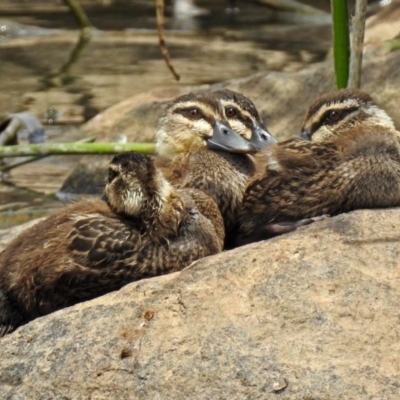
[1, 208, 400, 399]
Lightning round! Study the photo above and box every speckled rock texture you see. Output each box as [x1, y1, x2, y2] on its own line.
[1, 208, 400, 399]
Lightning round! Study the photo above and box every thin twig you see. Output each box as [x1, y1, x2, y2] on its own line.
[348, 0, 368, 88]
[155, 0, 180, 81]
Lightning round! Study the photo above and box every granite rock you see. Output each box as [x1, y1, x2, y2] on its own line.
[1, 208, 400, 399]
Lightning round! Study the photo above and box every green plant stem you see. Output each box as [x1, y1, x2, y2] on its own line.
[0, 143, 156, 158]
[0, 137, 97, 173]
[331, 0, 350, 88]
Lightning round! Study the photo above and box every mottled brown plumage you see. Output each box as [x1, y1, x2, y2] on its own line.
[170, 147, 256, 244]
[0, 152, 224, 337]
[235, 89, 400, 245]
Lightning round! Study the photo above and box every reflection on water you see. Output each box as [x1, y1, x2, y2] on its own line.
[0, 182, 63, 230]
[0, 0, 335, 228]
[0, 2, 332, 120]
[41, 27, 93, 88]
[171, 0, 209, 30]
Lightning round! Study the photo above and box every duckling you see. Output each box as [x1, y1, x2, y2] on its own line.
[235, 88, 400, 245]
[299, 88, 395, 141]
[212, 88, 276, 151]
[0, 152, 224, 336]
[156, 89, 276, 160]
[156, 90, 277, 244]
[169, 144, 254, 245]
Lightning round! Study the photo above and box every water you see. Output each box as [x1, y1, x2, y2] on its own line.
[0, 0, 335, 228]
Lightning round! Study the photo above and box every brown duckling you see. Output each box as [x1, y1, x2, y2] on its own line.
[0, 152, 224, 337]
[235, 88, 400, 246]
[212, 88, 275, 151]
[156, 90, 277, 245]
[169, 145, 254, 246]
[156, 89, 276, 161]
[299, 88, 395, 141]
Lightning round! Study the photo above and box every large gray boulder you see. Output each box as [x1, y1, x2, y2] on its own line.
[1, 208, 400, 399]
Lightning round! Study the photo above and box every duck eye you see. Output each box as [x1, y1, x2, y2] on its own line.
[326, 110, 341, 123]
[225, 107, 237, 118]
[108, 168, 119, 183]
[188, 108, 201, 119]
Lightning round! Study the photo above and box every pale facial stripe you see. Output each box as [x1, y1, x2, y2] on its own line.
[219, 100, 255, 121]
[307, 99, 362, 126]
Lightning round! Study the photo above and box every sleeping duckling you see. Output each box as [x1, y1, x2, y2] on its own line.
[0, 152, 224, 337]
[235, 88, 400, 246]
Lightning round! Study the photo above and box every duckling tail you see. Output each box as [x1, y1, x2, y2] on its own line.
[0, 290, 24, 337]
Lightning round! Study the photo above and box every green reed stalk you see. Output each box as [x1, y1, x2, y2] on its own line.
[0, 137, 96, 173]
[0, 142, 156, 158]
[331, 0, 350, 88]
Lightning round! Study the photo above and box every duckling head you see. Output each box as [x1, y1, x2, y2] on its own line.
[156, 91, 272, 159]
[105, 152, 174, 218]
[300, 88, 395, 141]
[212, 88, 277, 150]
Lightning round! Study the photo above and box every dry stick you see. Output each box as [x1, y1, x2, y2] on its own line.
[155, 0, 180, 81]
[348, 0, 368, 88]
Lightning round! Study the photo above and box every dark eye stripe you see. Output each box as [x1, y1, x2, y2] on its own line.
[225, 106, 253, 126]
[308, 106, 359, 135]
[174, 107, 215, 125]
[322, 107, 358, 125]
[174, 107, 202, 119]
